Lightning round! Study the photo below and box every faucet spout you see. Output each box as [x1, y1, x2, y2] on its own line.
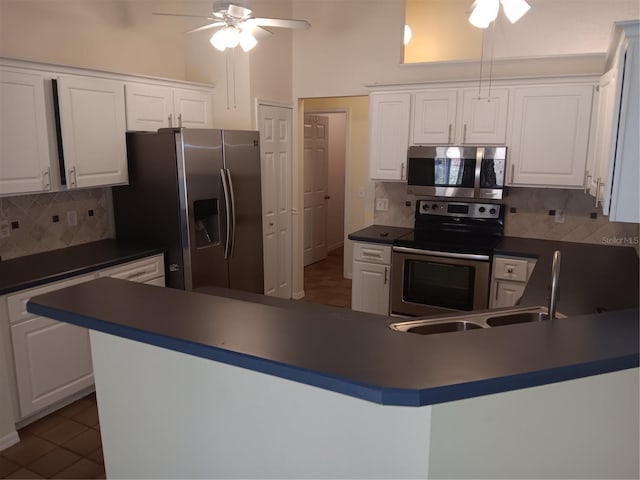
[547, 250, 561, 320]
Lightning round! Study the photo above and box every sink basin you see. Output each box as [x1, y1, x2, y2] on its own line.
[485, 311, 551, 326]
[406, 321, 484, 335]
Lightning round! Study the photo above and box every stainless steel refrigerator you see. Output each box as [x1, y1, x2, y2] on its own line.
[113, 128, 264, 293]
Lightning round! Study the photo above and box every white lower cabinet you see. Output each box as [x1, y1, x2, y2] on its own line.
[4, 254, 164, 420]
[351, 242, 391, 315]
[489, 255, 537, 308]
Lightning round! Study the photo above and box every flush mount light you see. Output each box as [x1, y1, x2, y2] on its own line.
[468, 0, 530, 29]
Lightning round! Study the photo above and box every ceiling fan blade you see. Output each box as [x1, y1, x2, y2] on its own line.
[252, 17, 311, 29]
[153, 12, 218, 21]
[185, 22, 226, 34]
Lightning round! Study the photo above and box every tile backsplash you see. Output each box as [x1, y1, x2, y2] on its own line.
[0, 189, 113, 261]
[374, 182, 640, 250]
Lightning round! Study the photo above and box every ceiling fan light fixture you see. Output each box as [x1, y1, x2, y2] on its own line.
[468, 0, 500, 29]
[404, 24, 412, 45]
[239, 29, 257, 52]
[210, 28, 228, 51]
[500, 0, 531, 24]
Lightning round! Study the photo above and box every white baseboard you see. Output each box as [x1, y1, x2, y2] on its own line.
[292, 290, 305, 300]
[0, 430, 19, 452]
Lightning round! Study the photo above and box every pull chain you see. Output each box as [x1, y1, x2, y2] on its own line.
[488, 20, 496, 101]
[478, 29, 485, 100]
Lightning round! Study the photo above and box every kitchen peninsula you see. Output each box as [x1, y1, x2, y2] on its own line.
[26, 239, 639, 479]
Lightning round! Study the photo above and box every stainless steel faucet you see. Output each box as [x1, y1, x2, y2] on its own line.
[547, 250, 561, 320]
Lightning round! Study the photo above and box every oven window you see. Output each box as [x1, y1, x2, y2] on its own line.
[403, 259, 476, 311]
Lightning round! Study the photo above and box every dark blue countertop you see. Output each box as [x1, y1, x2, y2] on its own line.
[0, 239, 165, 295]
[27, 278, 640, 407]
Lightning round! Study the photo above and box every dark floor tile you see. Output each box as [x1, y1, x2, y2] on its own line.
[26, 447, 80, 478]
[56, 398, 94, 419]
[86, 447, 104, 466]
[4, 467, 44, 478]
[0, 434, 56, 467]
[62, 428, 102, 457]
[21, 414, 66, 436]
[70, 405, 99, 427]
[0, 455, 21, 477]
[52, 458, 104, 479]
[37, 419, 87, 446]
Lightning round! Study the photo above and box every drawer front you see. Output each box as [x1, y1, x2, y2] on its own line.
[98, 254, 164, 283]
[353, 243, 391, 265]
[493, 257, 529, 282]
[7, 274, 96, 324]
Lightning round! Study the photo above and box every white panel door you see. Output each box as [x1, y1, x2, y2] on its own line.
[303, 115, 329, 266]
[369, 93, 411, 180]
[0, 69, 53, 195]
[57, 75, 128, 188]
[124, 83, 173, 131]
[412, 90, 457, 144]
[258, 104, 292, 298]
[173, 88, 213, 128]
[11, 317, 93, 418]
[351, 261, 390, 315]
[461, 88, 509, 144]
[508, 84, 593, 187]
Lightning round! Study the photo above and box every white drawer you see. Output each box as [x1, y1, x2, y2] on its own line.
[7, 274, 96, 324]
[493, 256, 529, 282]
[98, 254, 164, 284]
[353, 242, 391, 265]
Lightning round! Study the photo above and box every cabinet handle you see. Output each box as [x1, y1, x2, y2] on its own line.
[178, 113, 183, 128]
[510, 164, 515, 184]
[126, 270, 151, 280]
[448, 124, 453, 144]
[595, 177, 603, 207]
[400, 162, 405, 180]
[384, 267, 388, 285]
[68, 167, 77, 188]
[168, 113, 173, 128]
[362, 250, 381, 258]
[463, 124, 467, 144]
[42, 168, 51, 189]
[584, 170, 592, 193]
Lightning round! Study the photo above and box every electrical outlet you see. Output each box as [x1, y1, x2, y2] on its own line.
[67, 210, 78, 227]
[375, 198, 389, 211]
[554, 209, 566, 223]
[0, 220, 10, 238]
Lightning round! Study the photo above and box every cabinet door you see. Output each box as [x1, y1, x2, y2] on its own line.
[125, 83, 173, 131]
[173, 88, 213, 128]
[493, 280, 526, 308]
[351, 261, 390, 315]
[412, 90, 457, 144]
[461, 88, 509, 144]
[0, 69, 53, 195]
[369, 92, 411, 180]
[11, 316, 93, 418]
[57, 75, 128, 188]
[508, 84, 593, 187]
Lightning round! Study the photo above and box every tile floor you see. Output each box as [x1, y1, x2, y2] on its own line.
[0, 248, 349, 479]
[0, 394, 104, 479]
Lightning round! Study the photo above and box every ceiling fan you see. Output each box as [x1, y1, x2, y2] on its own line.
[154, 1, 311, 52]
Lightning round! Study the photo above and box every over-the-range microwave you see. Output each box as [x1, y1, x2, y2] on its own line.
[406, 146, 507, 200]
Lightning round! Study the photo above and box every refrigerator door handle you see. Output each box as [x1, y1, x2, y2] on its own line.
[221, 168, 232, 259]
[226, 168, 237, 258]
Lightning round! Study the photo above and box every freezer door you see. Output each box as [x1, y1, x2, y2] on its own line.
[223, 130, 264, 293]
[178, 129, 230, 290]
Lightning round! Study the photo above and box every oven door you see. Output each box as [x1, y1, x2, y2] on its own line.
[390, 247, 490, 317]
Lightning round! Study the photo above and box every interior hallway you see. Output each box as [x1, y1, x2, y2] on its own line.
[302, 247, 352, 309]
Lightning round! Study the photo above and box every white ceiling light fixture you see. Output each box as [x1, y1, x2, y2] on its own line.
[468, 0, 530, 29]
[404, 24, 412, 46]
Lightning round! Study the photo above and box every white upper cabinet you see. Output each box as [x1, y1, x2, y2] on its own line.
[412, 90, 457, 144]
[57, 75, 128, 188]
[0, 69, 54, 196]
[369, 92, 411, 181]
[125, 84, 213, 131]
[507, 84, 593, 187]
[412, 87, 509, 145]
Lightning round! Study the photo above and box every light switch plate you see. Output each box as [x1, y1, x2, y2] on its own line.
[554, 209, 566, 223]
[0, 220, 9, 238]
[67, 210, 78, 227]
[375, 198, 389, 211]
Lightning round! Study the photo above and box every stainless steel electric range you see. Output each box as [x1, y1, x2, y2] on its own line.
[391, 199, 504, 317]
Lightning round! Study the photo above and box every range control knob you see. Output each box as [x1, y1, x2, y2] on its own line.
[421, 203, 429, 211]
[432, 204, 439, 210]
[478, 206, 486, 213]
[489, 208, 497, 215]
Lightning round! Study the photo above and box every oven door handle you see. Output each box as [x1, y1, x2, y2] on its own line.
[392, 246, 490, 262]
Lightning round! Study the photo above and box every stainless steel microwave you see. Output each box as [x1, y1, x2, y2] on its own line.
[406, 146, 507, 199]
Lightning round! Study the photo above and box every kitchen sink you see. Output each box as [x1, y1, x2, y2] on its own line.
[389, 306, 565, 335]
